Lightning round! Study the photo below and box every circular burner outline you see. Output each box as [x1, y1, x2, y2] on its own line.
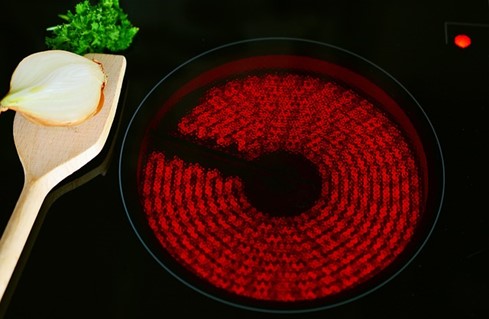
[118, 37, 445, 313]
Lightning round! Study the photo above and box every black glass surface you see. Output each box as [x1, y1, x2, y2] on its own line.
[0, 1, 487, 318]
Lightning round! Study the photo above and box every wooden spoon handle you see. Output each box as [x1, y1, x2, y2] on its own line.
[0, 178, 51, 301]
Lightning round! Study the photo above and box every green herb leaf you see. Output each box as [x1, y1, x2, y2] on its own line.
[45, 0, 138, 55]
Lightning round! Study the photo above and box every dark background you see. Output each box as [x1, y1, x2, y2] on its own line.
[0, 1, 487, 318]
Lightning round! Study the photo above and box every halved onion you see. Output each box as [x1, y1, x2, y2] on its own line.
[0, 50, 106, 126]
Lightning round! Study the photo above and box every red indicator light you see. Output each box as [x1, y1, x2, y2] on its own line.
[454, 34, 472, 48]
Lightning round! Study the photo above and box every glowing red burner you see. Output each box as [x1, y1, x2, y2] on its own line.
[139, 71, 424, 303]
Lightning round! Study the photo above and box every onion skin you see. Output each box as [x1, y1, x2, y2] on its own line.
[0, 50, 106, 126]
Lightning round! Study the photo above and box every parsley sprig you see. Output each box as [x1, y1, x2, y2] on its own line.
[46, 0, 138, 55]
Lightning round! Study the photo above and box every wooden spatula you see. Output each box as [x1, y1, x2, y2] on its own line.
[0, 53, 126, 301]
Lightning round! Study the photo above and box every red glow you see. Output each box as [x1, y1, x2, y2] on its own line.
[139, 73, 424, 302]
[454, 34, 472, 49]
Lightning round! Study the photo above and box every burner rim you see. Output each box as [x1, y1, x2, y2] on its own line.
[118, 37, 445, 313]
